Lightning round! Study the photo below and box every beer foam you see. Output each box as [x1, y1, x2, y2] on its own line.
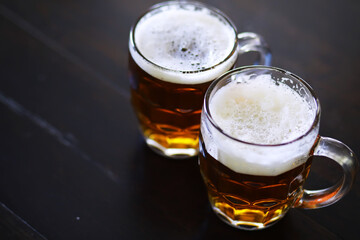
[130, 4, 237, 84]
[204, 75, 317, 176]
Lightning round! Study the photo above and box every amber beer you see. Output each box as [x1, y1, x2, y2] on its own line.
[128, 56, 217, 158]
[200, 67, 320, 229]
[128, 1, 240, 158]
[199, 139, 313, 229]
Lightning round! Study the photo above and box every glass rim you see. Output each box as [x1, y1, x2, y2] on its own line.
[129, 0, 239, 75]
[203, 65, 321, 147]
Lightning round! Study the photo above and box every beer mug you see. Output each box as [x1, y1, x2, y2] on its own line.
[199, 66, 358, 230]
[128, 1, 271, 158]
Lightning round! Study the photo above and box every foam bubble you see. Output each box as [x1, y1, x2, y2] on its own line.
[204, 74, 318, 176]
[130, 4, 237, 84]
[210, 76, 314, 144]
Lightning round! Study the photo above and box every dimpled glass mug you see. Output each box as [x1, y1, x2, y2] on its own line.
[128, 1, 271, 158]
[199, 66, 358, 230]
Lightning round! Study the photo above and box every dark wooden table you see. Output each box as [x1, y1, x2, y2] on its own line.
[1, 0, 359, 239]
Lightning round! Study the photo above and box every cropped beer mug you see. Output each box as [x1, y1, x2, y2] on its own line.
[128, 1, 271, 158]
[199, 66, 358, 230]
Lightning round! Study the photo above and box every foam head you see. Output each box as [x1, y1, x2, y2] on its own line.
[202, 72, 318, 176]
[129, 2, 237, 84]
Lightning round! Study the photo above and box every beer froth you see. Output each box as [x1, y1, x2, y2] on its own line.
[205, 75, 317, 176]
[130, 4, 237, 84]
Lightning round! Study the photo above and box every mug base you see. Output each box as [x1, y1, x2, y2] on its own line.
[212, 206, 285, 230]
[145, 138, 198, 159]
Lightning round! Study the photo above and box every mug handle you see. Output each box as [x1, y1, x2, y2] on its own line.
[237, 32, 272, 65]
[295, 136, 358, 209]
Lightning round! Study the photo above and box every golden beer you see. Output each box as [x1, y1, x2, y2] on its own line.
[200, 66, 320, 229]
[200, 66, 357, 230]
[128, 1, 239, 158]
[200, 66, 358, 230]
[129, 55, 212, 156]
[199, 134, 313, 229]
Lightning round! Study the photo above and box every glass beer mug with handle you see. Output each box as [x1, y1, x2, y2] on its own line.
[199, 66, 358, 230]
[128, 1, 271, 158]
